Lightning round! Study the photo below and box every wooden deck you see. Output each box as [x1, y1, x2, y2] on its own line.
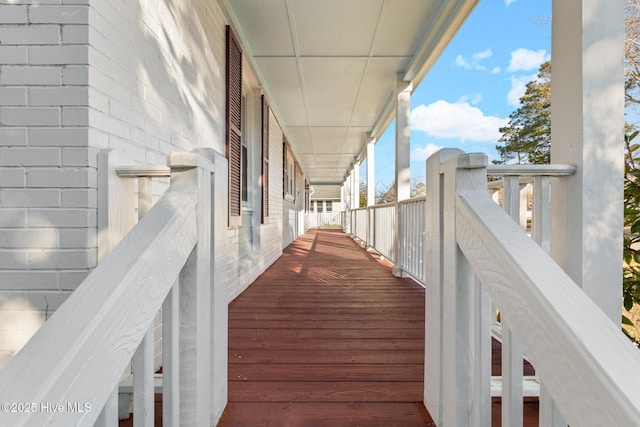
[220, 229, 430, 426]
[120, 228, 539, 426]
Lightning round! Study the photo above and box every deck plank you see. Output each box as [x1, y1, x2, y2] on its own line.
[221, 229, 432, 426]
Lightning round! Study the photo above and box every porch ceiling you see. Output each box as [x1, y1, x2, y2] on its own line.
[221, 0, 478, 185]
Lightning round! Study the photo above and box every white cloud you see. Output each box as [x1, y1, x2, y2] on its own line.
[471, 93, 483, 104]
[411, 100, 508, 143]
[411, 143, 444, 162]
[507, 48, 548, 72]
[457, 94, 483, 105]
[507, 73, 537, 106]
[505, 0, 517, 5]
[490, 66, 501, 74]
[472, 49, 493, 61]
[454, 49, 494, 72]
[454, 54, 471, 69]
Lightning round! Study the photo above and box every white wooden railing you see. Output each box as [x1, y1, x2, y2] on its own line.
[350, 203, 396, 262]
[397, 197, 427, 283]
[307, 211, 342, 228]
[425, 149, 640, 426]
[349, 198, 426, 283]
[0, 149, 228, 426]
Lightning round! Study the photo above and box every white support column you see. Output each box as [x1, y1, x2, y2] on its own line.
[395, 74, 412, 202]
[367, 140, 376, 207]
[550, 0, 625, 322]
[352, 161, 360, 209]
[393, 74, 412, 277]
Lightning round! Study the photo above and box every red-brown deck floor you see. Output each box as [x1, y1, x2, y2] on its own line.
[218, 229, 538, 426]
[120, 229, 538, 426]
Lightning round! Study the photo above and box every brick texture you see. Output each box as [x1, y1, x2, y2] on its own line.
[0, 0, 303, 370]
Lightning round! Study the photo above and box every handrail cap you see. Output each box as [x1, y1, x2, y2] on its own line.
[487, 164, 577, 176]
[116, 165, 171, 178]
[168, 148, 216, 173]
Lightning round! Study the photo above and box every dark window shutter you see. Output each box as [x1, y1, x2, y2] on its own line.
[261, 95, 270, 224]
[226, 25, 242, 227]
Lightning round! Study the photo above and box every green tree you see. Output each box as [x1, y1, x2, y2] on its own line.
[495, 61, 551, 165]
[374, 180, 426, 204]
[359, 181, 367, 208]
[376, 182, 396, 204]
[623, 131, 640, 344]
[626, 0, 640, 111]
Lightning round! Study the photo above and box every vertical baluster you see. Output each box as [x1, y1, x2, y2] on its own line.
[519, 183, 528, 229]
[502, 176, 524, 426]
[532, 177, 551, 253]
[533, 176, 567, 426]
[133, 176, 155, 427]
[473, 276, 492, 427]
[411, 202, 415, 273]
[94, 392, 118, 427]
[163, 281, 180, 426]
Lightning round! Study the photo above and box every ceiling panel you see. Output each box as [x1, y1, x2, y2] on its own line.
[285, 127, 312, 152]
[351, 57, 409, 126]
[301, 57, 367, 126]
[231, 0, 294, 56]
[292, 0, 384, 56]
[372, 0, 441, 56]
[256, 57, 307, 127]
[344, 127, 371, 154]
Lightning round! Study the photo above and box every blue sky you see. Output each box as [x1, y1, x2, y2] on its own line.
[365, 0, 552, 190]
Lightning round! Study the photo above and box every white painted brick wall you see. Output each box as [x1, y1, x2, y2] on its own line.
[0, 0, 296, 367]
[0, 2, 94, 366]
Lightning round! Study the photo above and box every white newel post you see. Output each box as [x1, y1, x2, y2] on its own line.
[426, 150, 492, 426]
[393, 74, 412, 276]
[442, 152, 490, 426]
[550, 0, 625, 321]
[425, 148, 462, 425]
[167, 150, 222, 426]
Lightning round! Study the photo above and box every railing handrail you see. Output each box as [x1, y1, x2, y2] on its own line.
[398, 196, 426, 205]
[456, 186, 640, 426]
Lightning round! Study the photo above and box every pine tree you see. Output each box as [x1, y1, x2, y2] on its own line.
[495, 61, 551, 165]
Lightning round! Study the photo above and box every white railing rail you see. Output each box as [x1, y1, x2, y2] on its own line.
[425, 149, 640, 426]
[0, 149, 227, 427]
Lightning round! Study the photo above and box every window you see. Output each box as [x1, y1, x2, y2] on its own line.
[241, 94, 248, 204]
[261, 96, 269, 223]
[283, 142, 295, 201]
[326, 201, 332, 212]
